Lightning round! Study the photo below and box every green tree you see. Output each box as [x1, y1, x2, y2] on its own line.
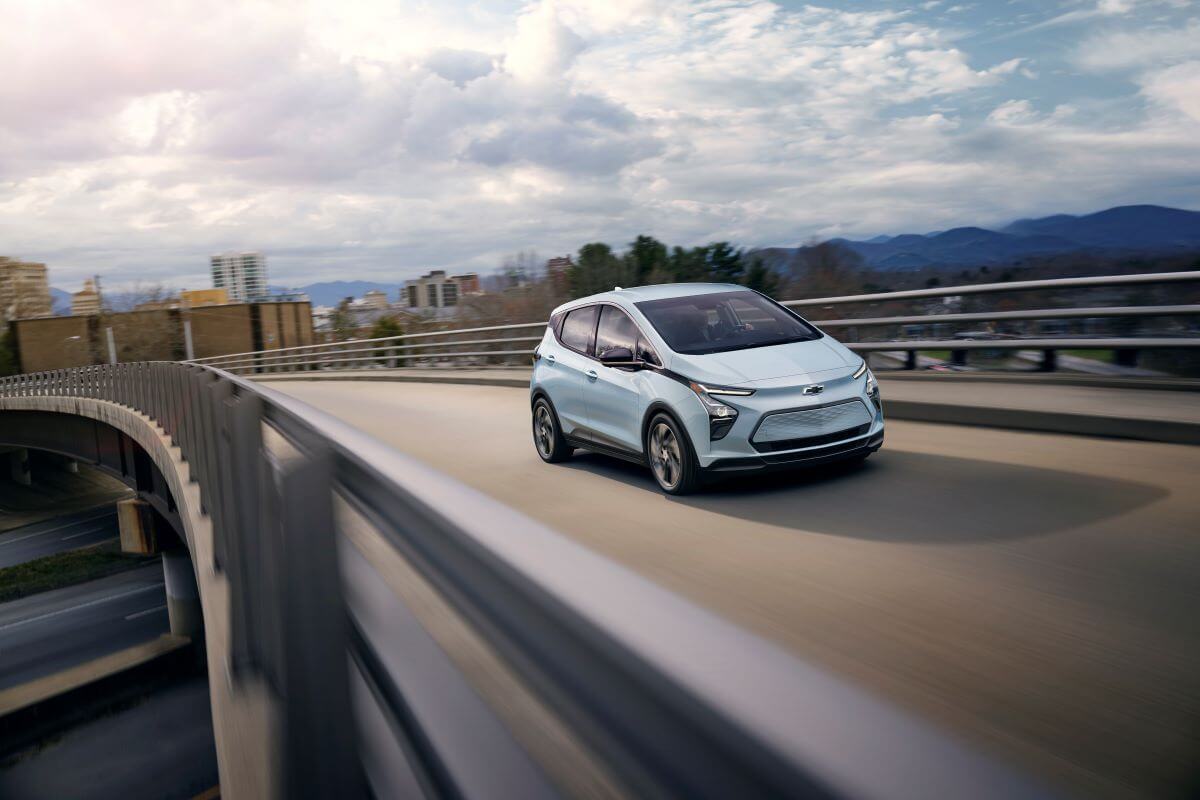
[569, 243, 630, 298]
[370, 315, 404, 340]
[625, 235, 669, 284]
[668, 245, 707, 282]
[741, 257, 780, 296]
[704, 241, 745, 283]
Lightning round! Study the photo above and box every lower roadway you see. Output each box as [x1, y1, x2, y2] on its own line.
[0, 565, 167, 690]
[269, 379, 1200, 800]
[0, 506, 120, 569]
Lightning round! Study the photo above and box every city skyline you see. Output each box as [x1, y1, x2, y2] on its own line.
[2, 0, 1198, 291]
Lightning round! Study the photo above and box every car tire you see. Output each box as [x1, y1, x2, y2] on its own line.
[532, 398, 573, 463]
[645, 413, 700, 495]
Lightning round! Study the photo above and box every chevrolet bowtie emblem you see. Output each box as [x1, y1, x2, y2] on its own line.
[803, 384, 824, 395]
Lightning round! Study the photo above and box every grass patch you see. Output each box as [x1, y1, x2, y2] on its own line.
[0, 542, 157, 604]
[1061, 349, 1116, 364]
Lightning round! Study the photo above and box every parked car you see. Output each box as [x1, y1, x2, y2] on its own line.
[529, 284, 884, 494]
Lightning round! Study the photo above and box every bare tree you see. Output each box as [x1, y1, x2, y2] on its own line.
[786, 240, 864, 299]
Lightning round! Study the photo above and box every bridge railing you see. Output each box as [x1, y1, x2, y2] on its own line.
[0, 363, 1050, 798]
[188, 270, 1200, 375]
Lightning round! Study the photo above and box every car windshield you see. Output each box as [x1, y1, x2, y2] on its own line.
[635, 290, 821, 355]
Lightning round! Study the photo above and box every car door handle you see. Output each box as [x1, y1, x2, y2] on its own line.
[585, 369, 598, 381]
[546, 354, 556, 364]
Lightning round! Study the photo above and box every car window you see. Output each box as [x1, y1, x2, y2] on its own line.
[560, 305, 599, 353]
[594, 305, 640, 359]
[635, 290, 821, 355]
[636, 335, 660, 366]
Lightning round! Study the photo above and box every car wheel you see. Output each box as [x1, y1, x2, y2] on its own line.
[532, 398, 572, 463]
[646, 413, 700, 495]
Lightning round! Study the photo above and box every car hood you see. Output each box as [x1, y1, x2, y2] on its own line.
[668, 337, 856, 386]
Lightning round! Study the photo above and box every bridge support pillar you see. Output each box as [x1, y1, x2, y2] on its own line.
[8, 448, 31, 486]
[163, 549, 203, 639]
[117, 498, 158, 555]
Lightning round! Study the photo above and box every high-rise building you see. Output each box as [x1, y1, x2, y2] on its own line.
[0, 257, 52, 320]
[72, 278, 102, 315]
[361, 289, 390, 310]
[210, 251, 268, 301]
[403, 270, 481, 310]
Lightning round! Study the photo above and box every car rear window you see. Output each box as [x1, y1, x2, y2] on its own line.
[560, 305, 599, 353]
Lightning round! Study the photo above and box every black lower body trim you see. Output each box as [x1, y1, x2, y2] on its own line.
[705, 431, 883, 474]
[565, 433, 648, 466]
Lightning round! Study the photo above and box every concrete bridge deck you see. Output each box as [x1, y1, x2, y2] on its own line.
[265, 377, 1200, 800]
[255, 367, 1200, 443]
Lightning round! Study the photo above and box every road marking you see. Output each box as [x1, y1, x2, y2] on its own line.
[124, 604, 167, 621]
[0, 511, 116, 546]
[0, 583, 164, 633]
[62, 525, 116, 541]
[190, 786, 220, 800]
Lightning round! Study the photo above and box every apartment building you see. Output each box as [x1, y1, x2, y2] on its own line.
[403, 270, 480, 310]
[72, 278, 102, 316]
[210, 251, 268, 301]
[0, 257, 52, 320]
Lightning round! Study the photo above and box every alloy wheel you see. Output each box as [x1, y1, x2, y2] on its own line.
[534, 404, 554, 458]
[649, 422, 681, 489]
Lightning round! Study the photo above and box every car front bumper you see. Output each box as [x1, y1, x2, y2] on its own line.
[703, 428, 884, 474]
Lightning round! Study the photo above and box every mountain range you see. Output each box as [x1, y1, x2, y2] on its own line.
[47, 205, 1200, 306]
[827, 205, 1200, 270]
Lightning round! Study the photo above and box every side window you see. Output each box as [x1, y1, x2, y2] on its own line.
[594, 306, 639, 359]
[560, 306, 599, 353]
[636, 336, 661, 367]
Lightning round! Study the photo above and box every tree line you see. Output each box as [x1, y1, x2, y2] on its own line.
[564, 235, 866, 301]
[566, 236, 781, 298]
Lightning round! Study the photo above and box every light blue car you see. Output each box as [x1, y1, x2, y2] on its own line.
[530, 283, 884, 494]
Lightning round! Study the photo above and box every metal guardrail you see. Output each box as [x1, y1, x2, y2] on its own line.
[187, 271, 1200, 375]
[0, 363, 1052, 799]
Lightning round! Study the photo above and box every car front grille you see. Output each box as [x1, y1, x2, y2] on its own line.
[751, 400, 872, 453]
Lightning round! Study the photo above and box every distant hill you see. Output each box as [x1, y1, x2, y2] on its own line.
[813, 205, 1200, 270]
[50, 287, 71, 314]
[278, 280, 404, 307]
[47, 281, 407, 313]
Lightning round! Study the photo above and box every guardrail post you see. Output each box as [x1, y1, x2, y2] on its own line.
[1039, 349, 1057, 372]
[275, 447, 361, 798]
[905, 350, 917, 370]
[1116, 348, 1139, 368]
[951, 348, 967, 367]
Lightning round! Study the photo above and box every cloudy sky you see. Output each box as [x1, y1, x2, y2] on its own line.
[2, 0, 1198, 291]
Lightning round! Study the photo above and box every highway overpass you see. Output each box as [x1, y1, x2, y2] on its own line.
[2, 270, 1197, 800]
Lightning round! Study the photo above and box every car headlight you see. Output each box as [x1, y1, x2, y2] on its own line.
[688, 381, 753, 440]
[863, 366, 881, 412]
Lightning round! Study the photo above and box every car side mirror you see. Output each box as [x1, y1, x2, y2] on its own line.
[599, 347, 642, 368]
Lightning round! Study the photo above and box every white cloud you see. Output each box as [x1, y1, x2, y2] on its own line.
[1140, 61, 1200, 122]
[1073, 21, 1200, 71]
[0, 0, 1195, 290]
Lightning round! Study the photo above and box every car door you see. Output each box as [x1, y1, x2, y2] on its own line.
[546, 304, 599, 439]
[586, 305, 647, 453]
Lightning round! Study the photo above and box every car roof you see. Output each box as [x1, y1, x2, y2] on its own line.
[551, 283, 748, 315]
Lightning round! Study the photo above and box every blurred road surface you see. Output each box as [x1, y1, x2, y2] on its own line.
[0, 565, 167, 690]
[0, 673, 218, 800]
[270, 380, 1200, 799]
[0, 507, 120, 569]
